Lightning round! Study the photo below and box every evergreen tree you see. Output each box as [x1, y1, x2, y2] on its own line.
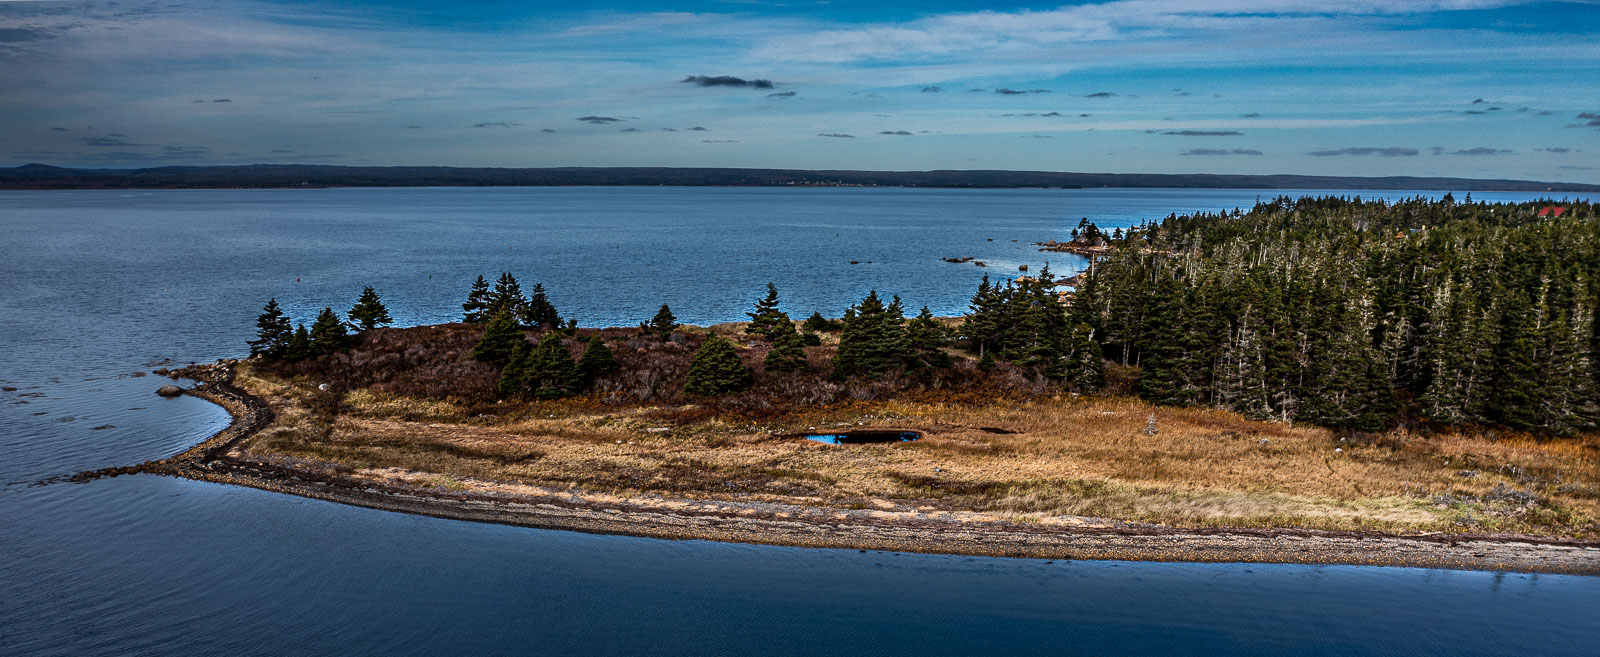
[685, 335, 751, 395]
[961, 275, 1005, 357]
[486, 273, 528, 322]
[524, 335, 581, 399]
[904, 306, 951, 368]
[1135, 277, 1186, 404]
[462, 275, 492, 323]
[308, 307, 350, 355]
[649, 304, 677, 337]
[831, 290, 909, 380]
[497, 339, 533, 398]
[1061, 321, 1105, 390]
[745, 283, 786, 338]
[248, 298, 293, 358]
[347, 286, 392, 332]
[472, 310, 526, 365]
[1489, 293, 1541, 431]
[764, 316, 809, 371]
[285, 323, 312, 361]
[803, 312, 839, 333]
[523, 283, 561, 330]
[578, 335, 619, 385]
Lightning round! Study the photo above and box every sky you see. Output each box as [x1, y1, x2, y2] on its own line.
[1, 0, 1598, 181]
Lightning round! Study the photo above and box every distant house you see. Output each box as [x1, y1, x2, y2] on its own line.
[1537, 206, 1568, 217]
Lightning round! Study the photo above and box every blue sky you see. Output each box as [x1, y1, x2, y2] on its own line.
[2, 0, 1597, 181]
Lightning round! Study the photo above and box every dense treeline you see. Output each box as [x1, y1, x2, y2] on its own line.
[1075, 195, 1599, 435]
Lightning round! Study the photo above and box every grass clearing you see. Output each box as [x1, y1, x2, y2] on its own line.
[235, 364, 1600, 537]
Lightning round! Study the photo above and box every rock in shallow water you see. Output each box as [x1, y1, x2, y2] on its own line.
[156, 384, 184, 397]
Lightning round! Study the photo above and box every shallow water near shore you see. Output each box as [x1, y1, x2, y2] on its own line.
[3, 187, 1595, 655]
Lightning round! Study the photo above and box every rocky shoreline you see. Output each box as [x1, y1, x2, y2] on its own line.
[81, 363, 1600, 575]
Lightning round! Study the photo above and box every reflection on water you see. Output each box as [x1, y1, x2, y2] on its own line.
[805, 431, 921, 445]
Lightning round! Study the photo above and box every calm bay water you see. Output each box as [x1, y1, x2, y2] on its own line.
[2, 187, 1594, 656]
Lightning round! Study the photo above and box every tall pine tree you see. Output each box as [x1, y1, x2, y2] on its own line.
[248, 298, 293, 358]
[487, 273, 527, 322]
[347, 286, 392, 332]
[745, 283, 785, 338]
[648, 304, 677, 337]
[308, 307, 350, 356]
[523, 283, 561, 330]
[832, 290, 909, 380]
[462, 275, 492, 323]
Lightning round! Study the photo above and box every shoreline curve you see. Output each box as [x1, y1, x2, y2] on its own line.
[77, 363, 1600, 576]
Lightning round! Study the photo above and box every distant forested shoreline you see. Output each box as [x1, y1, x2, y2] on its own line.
[3, 163, 1598, 192]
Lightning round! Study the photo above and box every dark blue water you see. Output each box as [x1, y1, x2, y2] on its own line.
[2, 187, 1594, 656]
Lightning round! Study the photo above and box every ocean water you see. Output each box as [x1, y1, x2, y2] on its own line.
[2, 187, 1594, 656]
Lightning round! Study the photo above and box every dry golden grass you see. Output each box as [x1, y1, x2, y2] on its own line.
[235, 365, 1600, 537]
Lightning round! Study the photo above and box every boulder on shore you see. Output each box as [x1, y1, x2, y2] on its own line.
[156, 385, 184, 397]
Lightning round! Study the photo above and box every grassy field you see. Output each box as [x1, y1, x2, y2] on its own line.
[235, 363, 1600, 537]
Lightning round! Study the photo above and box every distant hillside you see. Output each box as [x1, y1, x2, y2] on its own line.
[2, 163, 1596, 192]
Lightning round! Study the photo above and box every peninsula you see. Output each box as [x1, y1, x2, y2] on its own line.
[91, 196, 1600, 574]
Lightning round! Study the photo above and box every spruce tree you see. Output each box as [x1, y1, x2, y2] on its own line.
[462, 275, 491, 323]
[764, 316, 809, 371]
[1489, 294, 1541, 431]
[803, 312, 838, 333]
[578, 335, 620, 384]
[347, 286, 393, 332]
[1061, 321, 1105, 390]
[525, 335, 581, 399]
[745, 283, 785, 338]
[472, 310, 526, 366]
[649, 304, 677, 337]
[961, 275, 1007, 357]
[308, 307, 350, 355]
[498, 339, 533, 398]
[523, 283, 561, 330]
[905, 306, 951, 368]
[248, 298, 293, 358]
[685, 335, 752, 395]
[285, 323, 312, 361]
[831, 290, 909, 380]
[487, 272, 527, 322]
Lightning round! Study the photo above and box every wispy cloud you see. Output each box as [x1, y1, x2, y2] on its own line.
[1309, 147, 1420, 157]
[1447, 147, 1512, 155]
[1182, 148, 1262, 155]
[577, 116, 623, 124]
[817, 133, 856, 138]
[1162, 130, 1242, 136]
